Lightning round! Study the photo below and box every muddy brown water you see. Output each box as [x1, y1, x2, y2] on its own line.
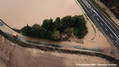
[0, 0, 83, 29]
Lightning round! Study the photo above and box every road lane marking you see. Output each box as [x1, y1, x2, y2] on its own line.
[101, 23, 103, 26]
[87, 0, 99, 12]
[87, 0, 118, 33]
[110, 34, 113, 38]
[82, 0, 119, 40]
[83, 0, 92, 9]
[93, 14, 97, 16]
[105, 28, 108, 31]
[101, 13, 118, 32]
[90, 10, 92, 12]
[93, 10, 119, 40]
[85, 0, 119, 49]
[92, 17, 105, 34]
[115, 40, 119, 44]
[97, 18, 99, 21]
[80, 0, 90, 14]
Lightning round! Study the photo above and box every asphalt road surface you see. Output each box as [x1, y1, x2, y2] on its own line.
[77, 0, 119, 50]
[0, 21, 3, 26]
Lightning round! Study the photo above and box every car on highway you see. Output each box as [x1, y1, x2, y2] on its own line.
[12, 34, 18, 38]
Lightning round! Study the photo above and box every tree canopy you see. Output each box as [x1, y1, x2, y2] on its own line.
[21, 15, 88, 41]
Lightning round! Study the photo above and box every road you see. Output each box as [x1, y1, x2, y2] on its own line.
[77, 0, 119, 50]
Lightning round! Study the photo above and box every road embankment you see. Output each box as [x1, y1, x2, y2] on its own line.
[0, 29, 119, 66]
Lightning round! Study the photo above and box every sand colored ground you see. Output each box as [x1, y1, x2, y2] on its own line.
[0, 34, 111, 67]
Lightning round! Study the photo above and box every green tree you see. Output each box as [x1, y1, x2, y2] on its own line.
[63, 28, 74, 35]
[42, 18, 53, 31]
[74, 26, 88, 38]
[21, 25, 32, 36]
[32, 24, 40, 29]
[21, 15, 88, 41]
[39, 28, 47, 38]
[52, 30, 61, 41]
[73, 15, 86, 28]
[31, 24, 41, 37]
[53, 17, 63, 31]
[61, 16, 74, 29]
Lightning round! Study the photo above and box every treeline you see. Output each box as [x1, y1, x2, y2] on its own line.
[100, 0, 119, 19]
[21, 15, 88, 41]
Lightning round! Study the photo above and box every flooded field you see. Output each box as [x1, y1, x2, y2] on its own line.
[0, 0, 83, 29]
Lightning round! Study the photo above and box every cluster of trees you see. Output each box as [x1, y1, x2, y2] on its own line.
[100, 0, 119, 19]
[21, 15, 88, 41]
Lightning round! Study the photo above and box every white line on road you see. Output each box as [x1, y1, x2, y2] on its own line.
[90, 10, 93, 12]
[87, 0, 99, 12]
[105, 28, 108, 31]
[115, 40, 119, 44]
[97, 18, 99, 21]
[93, 10, 119, 40]
[87, 0, 118, 34]
[82, 0, 119, 40]
[92, 17, 105, 34]
[101, 23, 103, 26]
[80, 1, 90, 14]
[110, 34, 113, 38]
[117, 39, 119, 41]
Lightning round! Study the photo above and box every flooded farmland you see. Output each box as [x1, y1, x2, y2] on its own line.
[0, 0, 83, 29]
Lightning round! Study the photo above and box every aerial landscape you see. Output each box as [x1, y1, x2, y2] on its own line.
[0, 0, 119, 67]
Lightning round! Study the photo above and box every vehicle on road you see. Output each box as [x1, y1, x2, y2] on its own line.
[12, 34, 18, 38]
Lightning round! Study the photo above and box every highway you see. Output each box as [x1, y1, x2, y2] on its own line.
[77, 0, 119, 50]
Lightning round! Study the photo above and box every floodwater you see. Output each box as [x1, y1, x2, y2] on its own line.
[0, 0, 83, 29]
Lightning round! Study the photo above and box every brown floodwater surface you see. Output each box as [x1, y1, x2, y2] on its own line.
[0, 0, 83, 29]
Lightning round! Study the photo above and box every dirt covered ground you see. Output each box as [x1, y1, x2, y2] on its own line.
[0, 34, 112, 67]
